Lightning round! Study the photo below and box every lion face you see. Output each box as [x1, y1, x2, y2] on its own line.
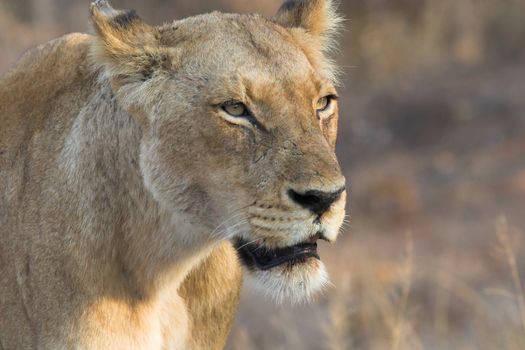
[91, 0, 345, 303]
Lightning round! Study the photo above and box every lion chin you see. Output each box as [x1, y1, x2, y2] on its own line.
[251, 257, 330, 304]
[235, 231, 334, 304]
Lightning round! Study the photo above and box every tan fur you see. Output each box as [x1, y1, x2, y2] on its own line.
[0, 0, 344, 348]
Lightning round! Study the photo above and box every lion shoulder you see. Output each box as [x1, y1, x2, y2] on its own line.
[0, 33, 94, 167]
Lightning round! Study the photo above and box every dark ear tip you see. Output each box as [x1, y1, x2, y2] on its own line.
[90, 0, 141, 29]
[281, 0, 299, 10]
[112, 10, 141, 28]
[275, 0, 303, 16]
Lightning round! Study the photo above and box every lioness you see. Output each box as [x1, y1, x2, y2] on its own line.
[0, 0, 346, 348]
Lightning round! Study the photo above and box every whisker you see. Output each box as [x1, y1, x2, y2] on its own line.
[209, 210, 248, 239]
[236, 237, 260, 251]
[253, 244, 267, 253]
[215, 219, 248, 240]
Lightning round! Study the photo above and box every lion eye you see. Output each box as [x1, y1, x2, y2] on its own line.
[218, 100, 265, 130]
[222, 102, 249, 117]
[316, 96, 330, 111]
[316, 95, 337, 120]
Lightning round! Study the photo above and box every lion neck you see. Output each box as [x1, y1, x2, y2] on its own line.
[60, 78, 216, 302]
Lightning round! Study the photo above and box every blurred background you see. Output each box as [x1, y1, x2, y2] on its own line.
[2, 0, 524, 349]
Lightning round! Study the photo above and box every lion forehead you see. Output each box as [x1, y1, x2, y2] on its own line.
[161, 14, 320, 82]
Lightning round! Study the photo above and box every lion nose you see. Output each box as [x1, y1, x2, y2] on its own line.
[288, 187, 345, 216]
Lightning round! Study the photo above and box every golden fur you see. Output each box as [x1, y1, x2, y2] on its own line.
[0, 0, 345, 348]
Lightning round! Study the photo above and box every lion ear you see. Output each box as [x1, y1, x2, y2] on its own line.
[89, 0, 169, 83]
[273, 0, 342, 50]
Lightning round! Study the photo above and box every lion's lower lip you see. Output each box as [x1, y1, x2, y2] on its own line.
[235, 239, 320, 270]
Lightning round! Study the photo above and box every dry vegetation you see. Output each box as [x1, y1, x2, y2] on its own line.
[1, 0, 524, 349]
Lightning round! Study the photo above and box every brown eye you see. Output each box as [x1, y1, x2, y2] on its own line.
[222, 102, 248, 117]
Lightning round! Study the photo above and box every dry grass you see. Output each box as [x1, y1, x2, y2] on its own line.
[496, 217, 525, 334]
[228, 220, 525, 349]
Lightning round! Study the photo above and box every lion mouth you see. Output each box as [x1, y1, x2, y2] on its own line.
[235, 234, 321, 270]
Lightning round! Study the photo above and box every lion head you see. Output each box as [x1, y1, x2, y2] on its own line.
[90, 0, 346, 304]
